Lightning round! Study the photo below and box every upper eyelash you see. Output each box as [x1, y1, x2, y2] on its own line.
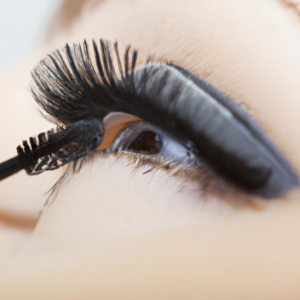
[30, 39, 299, 198]
[31, 40, 137, 126]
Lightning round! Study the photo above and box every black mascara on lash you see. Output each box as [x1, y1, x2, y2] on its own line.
[0, 39, 298, 199]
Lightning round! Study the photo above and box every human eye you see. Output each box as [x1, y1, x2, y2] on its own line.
[104, 118, 202, 175]
[110, 120, 195, 162]
[1, 39, 297, 199]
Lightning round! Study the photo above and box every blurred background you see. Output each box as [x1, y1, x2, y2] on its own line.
[0, 0, 62, 72]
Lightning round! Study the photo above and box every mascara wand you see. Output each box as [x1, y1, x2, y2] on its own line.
[0, 119, 105, 181]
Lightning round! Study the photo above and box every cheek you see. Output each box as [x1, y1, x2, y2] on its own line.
[4, 155, 300, 299]
[32, 152, 300, 243]
[40, 154, 234, 239]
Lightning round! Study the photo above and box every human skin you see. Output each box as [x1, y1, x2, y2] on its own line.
[0, 0, 300, 299]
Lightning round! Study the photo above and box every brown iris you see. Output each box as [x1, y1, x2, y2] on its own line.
[127, 131, 162, 154]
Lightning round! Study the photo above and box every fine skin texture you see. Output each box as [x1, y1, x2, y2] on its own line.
[0, 0, 300, 299]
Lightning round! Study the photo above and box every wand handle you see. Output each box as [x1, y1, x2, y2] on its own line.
[0, 156, 22, 181]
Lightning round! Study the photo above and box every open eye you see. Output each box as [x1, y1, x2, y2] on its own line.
[110, 121, 199, 166]
[119, 127, 162, 154]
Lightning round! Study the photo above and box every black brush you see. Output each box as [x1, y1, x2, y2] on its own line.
[0, 119, 104, 181]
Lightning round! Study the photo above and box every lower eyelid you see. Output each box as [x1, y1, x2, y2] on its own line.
[109, 151, 244, 202]
[112, 150, 209, 187]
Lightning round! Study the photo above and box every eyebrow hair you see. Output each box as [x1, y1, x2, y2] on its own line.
[30, 39, 299, 198]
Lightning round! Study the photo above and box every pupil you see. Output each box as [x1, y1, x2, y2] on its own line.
[127, 130, 162, 154]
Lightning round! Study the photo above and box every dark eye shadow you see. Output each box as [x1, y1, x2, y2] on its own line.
[131, 62, 299, 197]
[29, 40, 299, 198]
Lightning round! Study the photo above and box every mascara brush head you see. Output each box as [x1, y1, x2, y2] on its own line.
[0, 119, 105, 181]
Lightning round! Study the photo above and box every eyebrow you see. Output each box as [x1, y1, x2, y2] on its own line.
[30, 39, 299, 198]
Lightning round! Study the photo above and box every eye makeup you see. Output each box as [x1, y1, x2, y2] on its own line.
[0, 39, 298, 199]
[131, 62, 299, 198]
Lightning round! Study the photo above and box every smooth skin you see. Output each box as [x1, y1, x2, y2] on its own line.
[0, 0, 300, 299]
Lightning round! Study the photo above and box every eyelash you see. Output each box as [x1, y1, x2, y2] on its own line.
[112, 151, 209, 191]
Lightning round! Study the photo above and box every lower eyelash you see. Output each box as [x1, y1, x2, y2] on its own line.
[45, 149, 203, 202]
[110, 151, 248, 201]
[113, 150, 210, 191]
[45, 149, 259, 208]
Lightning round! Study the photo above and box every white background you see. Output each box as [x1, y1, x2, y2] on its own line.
[0, 0, 62, 72]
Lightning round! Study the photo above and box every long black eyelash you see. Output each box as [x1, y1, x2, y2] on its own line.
[31, 39, 140, 127]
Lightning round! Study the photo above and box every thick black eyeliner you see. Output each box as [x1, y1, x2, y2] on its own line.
[166, 63, 299, 196]
[169, 63, 292, 169]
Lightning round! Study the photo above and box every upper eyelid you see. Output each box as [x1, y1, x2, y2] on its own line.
[132, 62, 298, 196]
[30, 39, 299, 198]
[170, 64, 290, 168]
